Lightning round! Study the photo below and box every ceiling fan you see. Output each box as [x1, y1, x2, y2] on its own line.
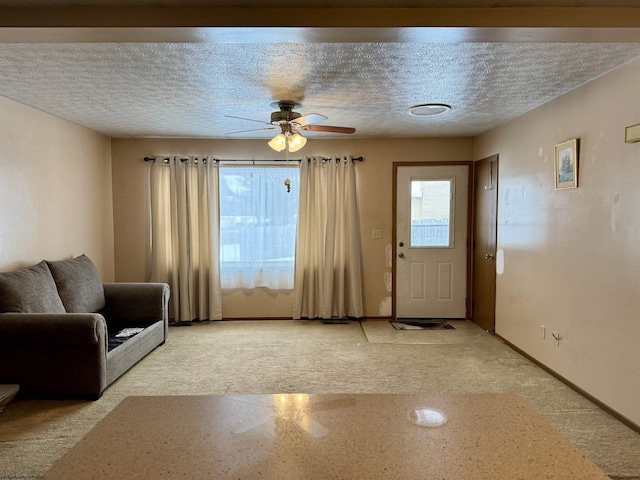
[225, 100, 356, 152]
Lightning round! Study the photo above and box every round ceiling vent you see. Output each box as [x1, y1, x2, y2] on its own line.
[408, 103, 452, 117]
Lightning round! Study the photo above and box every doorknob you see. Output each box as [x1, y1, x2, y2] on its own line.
[398, 253, 405, 258]
[485, 253, 495, 260]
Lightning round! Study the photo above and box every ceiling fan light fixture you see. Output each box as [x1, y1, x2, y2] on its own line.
[287, 132, 307, 152]
[408, 103, 451, 117]
[268, 133, 287, 152]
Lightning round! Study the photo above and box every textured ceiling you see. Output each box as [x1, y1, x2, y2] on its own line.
[1, 2, 640, 139]
[1, 42, 639, 138]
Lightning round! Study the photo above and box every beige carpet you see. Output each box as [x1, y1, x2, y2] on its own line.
[1, 320, 639, 479]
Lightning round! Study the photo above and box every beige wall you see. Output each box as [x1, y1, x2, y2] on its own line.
[475, 56, 640, 425]
[111, 137, 473, 318]
[0, 96, 115, 279]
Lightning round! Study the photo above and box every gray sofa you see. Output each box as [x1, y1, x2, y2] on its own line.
[0, 255, 169, 399]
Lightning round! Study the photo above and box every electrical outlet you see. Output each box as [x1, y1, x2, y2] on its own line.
[539, 325, 546, 339]
[552, 331, 560, 346]
[371, 229, 382, 239]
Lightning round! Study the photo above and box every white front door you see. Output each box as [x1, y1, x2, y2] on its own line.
[395, 165, 469, 319]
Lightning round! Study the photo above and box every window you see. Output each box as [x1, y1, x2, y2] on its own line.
[219, 166, 299, 289]
[410, 179, 453, 247]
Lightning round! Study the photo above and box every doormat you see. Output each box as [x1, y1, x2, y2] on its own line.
[390, 319, 455, 330]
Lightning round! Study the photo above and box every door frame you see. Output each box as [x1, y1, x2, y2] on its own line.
[392, 161, 474, 320]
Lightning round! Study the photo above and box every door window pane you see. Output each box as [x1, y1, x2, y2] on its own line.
[410, 179, 453, 247]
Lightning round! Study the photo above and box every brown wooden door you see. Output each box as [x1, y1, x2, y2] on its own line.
[472, 155, 498, 331]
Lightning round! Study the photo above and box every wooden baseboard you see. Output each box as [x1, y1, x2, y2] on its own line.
[494, 333, 640, 434]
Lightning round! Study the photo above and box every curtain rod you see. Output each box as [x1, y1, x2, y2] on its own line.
[143, 156, 363, 163]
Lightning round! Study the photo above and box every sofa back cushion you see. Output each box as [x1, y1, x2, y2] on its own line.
[0, 261, 66, 313]
[47, 254, 106, 313]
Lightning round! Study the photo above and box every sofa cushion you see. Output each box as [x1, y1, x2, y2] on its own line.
[0, 261, 66, 313]
[47, 255, 106, 313]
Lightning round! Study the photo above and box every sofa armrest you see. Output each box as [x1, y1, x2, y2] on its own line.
[102, 283, 169, 328]
[0, 313, 108, 397]
[0, 313, 106, 346]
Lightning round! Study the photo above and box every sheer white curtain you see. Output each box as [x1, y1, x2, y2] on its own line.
[149, 156, 222, 322]
[293, 156, 364, 319]
[219, 166, 299, 290]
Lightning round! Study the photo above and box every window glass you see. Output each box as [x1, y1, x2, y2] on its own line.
[410, 179, 453, 247]
[219, 166, 299, 289]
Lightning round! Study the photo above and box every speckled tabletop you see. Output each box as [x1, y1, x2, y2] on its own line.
[45, 393, 609, 480]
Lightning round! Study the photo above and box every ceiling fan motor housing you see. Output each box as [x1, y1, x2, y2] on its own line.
[271, 110, 301, 124]
[270, 100, 301, 125]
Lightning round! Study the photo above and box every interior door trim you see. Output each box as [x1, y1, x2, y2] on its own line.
[392, 161, 474, 320]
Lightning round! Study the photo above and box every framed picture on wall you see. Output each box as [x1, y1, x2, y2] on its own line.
[554, 138, 579, 190]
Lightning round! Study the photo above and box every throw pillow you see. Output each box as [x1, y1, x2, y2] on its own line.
[0, 261, 66, 313]
[46, 254, 106, 313]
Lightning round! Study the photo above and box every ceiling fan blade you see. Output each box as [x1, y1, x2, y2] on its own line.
[293, 113, 327, 126]
[225, 115, 272, 126]
[225, 127, 278, 135]
[302, 125, 356, 134]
